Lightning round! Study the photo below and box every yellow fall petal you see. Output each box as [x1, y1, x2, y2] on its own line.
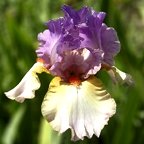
[41, 76, 116, 141]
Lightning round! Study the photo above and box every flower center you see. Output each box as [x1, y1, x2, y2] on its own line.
[63, 65, 82, 86]
[68, 76, 81, 86]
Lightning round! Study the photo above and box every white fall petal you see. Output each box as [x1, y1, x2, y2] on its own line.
[107, 66, 134, 85]
[41, 76, 116, 141]
[5, 62, 47, 103]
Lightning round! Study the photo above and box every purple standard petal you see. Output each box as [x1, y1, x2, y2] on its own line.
[57, 28, 83, 54]
[62, 5, 80, 24]
[79, 13, 120, 66]
[77, 6, 91, 23]
[36, 30, 61, 68]
[62, 5, 92, 24]
[62, 5, 105, 25]
[46, 18, 63, 34]
[101, 24, 120, 65]
[36, 18, 64, 68]
[36, 5, 120, 81]
[79, 12, 106, 55]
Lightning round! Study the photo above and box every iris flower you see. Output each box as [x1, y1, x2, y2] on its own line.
[5, 5, 133, 141]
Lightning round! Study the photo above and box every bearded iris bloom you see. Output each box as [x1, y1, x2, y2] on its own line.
[5, 5, 133, 141]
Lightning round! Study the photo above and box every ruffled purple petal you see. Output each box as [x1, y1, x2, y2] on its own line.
[77, 6, 91, 23]
[36, 18, 64, 68]
[36, 5, 120, 81]
[50, 48, 103, 81]
[62, 5, 106, 25]
[79, 11, 106, 49]
[101, 24, 120, 65]
[62, 5, 80, 24]
[36, 30, 61, 68]
[46, 18, 63, 34]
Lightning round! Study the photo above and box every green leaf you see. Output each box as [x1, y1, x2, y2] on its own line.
[38, 119, 61, 144]
[2, 106, 25, 144]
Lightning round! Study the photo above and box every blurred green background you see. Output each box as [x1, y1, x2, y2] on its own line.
[0, 0, 144, 144]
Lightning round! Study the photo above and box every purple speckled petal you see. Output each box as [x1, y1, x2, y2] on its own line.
[101, 24, 120, 65]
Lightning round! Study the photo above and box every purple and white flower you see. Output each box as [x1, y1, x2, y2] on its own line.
[5, 5, 133, 141]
